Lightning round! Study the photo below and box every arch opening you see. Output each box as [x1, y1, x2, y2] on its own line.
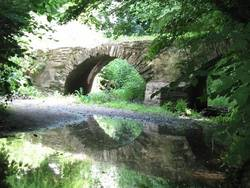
[64, 56, 146, 102]
[64, 55, 115, 94]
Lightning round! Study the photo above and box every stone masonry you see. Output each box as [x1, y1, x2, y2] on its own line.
[32, 40, 186, 104]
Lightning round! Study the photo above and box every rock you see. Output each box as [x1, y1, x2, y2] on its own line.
[144, 81, 168, 105]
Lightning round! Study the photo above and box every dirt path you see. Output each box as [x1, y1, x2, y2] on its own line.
[0, 97, 205, 135]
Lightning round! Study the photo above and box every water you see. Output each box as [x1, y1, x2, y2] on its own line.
[0, 115, 225, 188]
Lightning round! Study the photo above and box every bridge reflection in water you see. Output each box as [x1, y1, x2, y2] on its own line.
[26, 115, 224, 185]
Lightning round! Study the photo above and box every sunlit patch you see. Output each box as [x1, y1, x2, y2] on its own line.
[91, 164, 119, 188]
[48, 162, 60, 175]
[94, 115, 143, 144]
[0, 134, 54, 168]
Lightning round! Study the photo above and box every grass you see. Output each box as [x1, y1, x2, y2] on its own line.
[77, 93, 173, 116]
[76, 92, 203, 119]
[7, 156, 94, 188]
[104, 101, 174, 115]
[16, 86, 43, 98]
[208, 96, 234, 108]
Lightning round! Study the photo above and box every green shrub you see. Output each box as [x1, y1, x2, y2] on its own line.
[99, 58, 146, 101]
[77, 91, 115, 104]
[17, 86, 42, 97]
[0, 56, 43, 98]
[111, 88, 137, 101]
[162, 101, 175, 112]
[7, 159, 93, 188]
[88, 92, 114, 103]
[0, 145, 20, 188]
[162, 100, 190, 115]
[118, 167, 169, 188]
[208, 96, 233, 108]
[0, 147, 11, 188]
[175, 99, 188, 114]
[76, 58, 146, 103]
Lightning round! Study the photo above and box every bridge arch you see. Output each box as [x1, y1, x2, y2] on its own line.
[33, 41, 154, 95]
[65, 55, 115, 94]
[64, 42, 153, 94]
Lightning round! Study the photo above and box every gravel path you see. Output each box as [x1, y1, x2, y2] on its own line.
[0, 97, 205, 134]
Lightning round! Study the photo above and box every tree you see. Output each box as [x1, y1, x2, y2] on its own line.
[0, 0, 69, 96]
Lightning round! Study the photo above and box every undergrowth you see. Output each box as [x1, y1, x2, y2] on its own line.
[76, 91, 202, 118]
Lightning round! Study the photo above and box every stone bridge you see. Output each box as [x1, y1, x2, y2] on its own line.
[33, 41, 155, 94]
[33, 40, 188, 105]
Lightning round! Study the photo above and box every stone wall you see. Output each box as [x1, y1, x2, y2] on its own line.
[144, 48, 187, 105]
[149, 47, 185, 82]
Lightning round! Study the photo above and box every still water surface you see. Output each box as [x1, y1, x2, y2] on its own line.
[0, 115, 224, 187]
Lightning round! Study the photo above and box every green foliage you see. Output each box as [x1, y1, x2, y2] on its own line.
[95, 116, 143, 144]
[17, 86, 42, 98]
[78, 91, 114, 104]
[162, 102, 175, 112]
[0, 0, 70, 96]
[7, 159, 93, 188]
[118, 167, 169, 188]
[0, 137, 94, 188]
[162, 100, 197, 117]
[0, 64, 21, 96]
[0, 146, 11, 188]
[99, 59, 146, 101]
[0, 56, 42, 98]
[208, 97, 232, 108]
[118, 167, 211, 188]
[175, 100, 188, 114]
[0, 145, 22, 188]
[77, 59, 146, 103]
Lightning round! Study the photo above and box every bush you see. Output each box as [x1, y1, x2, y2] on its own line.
[0, 147, 11, 188]
[162, 100, 190, 115]
[17, 86, 42, 97]
[77, 91, 115, 104]
[175, 99, 188, 114]
[0, 146, 20, 188]
[208, 96, 233, 108]
[162, 101, 175, 112]
[99, 58, 146, 101]
[7, 158, 93, 188]
[0, 56, 42, 98]
[76, 58, 146, 103]
[111, 88, 139, 101]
